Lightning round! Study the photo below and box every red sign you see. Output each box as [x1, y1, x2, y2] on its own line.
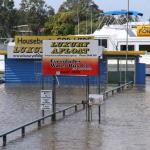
[42, 57, 99, 76]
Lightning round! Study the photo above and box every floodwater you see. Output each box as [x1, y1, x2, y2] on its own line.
[0, 78, 150, 150]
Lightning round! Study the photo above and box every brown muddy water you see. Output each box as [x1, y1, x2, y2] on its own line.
[0, 78, 150, 150]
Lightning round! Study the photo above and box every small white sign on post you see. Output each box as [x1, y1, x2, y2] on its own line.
[89, 94, 104, 105]
[41, 90, 52, 110]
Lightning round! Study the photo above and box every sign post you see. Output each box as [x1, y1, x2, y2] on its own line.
[42, 40, 102, 76]
[52, 76, 56, 121]
[41, 76, 45, 123]
[98, 56, 101, 123]
[86, 76, 90, 121]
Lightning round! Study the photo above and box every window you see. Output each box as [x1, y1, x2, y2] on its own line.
[120, 45, 135, 51]
[98, 39, 107, 48]
[139, 45, 150, 52]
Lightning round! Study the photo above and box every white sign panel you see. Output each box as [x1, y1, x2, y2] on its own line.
[89, 94, 104, 105]
[7, 43, 42, 59]
[43, 40, 103, 57]
[7, 38, 102, 59]
[41, 90, 52, 110]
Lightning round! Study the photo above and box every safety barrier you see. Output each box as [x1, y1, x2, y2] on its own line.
[0, 81, 133, 147]
[103, 81, 133, 99]
[0, 103, 84, 146]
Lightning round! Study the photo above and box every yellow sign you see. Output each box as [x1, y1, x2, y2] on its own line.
[8, 36, 94, 59]
[15, 36, 94, 47]
[137, 25, 150, 37]
[13, 46, 42, 54]
[50, 41, 90, 55]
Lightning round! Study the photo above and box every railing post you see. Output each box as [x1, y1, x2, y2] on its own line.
[106, 92, 108, 97]
[22, 127, 25, 137]
[3, 135, 6, 146]
[99, 105, 101, 124]
[112, 90, 114, 95]
[38, 120, 41, 129]
[42, 110, 45, 124]
[83, 103, 85, 109]
[75, 105, 77, 112]
[103, 94, 105, 101]
[63, 110, 65, 117]
[82, 101, 86, 109]
[104, 93, 106, 100]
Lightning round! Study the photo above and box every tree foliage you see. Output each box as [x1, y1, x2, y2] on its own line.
[0, 0, 55, 37]
[0, 0, 103, 37]
[45, 12, 75, 35]
[0, 0, 16, 37]
[19, 0, 54, 35]
[45, 0, 103, 35]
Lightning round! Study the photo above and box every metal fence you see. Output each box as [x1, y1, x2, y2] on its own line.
[0, 81, 134, 147]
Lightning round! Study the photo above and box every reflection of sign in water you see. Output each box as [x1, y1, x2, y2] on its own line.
[89, 94, 104, 105]
[41, 90, 52, 110]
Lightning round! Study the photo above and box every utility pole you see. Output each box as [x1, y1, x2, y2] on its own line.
[125, 0, 129, 83]
[90, 3, 93, 34]
[77, 0, 80, 35]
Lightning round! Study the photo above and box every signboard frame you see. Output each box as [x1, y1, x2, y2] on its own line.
[42, 40, 102, 76]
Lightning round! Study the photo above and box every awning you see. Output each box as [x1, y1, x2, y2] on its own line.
[102, 10, 143, 16]
[103, 51, 145, 56]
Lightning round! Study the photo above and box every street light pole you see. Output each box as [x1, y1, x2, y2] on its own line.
[86, 9, 88, 34]
[90, 3, 93, 34]
[125, 0, 129, 83]
[77, 0, 80, 35]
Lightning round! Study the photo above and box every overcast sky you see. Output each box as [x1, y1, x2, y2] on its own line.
[14, 0, 149, 21]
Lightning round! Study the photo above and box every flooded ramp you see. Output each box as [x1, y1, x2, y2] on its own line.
[0, 79, 150, 149]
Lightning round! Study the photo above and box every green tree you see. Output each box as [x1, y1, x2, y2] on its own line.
[19, 0, 54, 35]
[45, 12, 75, 35]
[59, 0, 101, 19]
[4, 0, 14, 10]
[0, 0, 16, 37]
[45, 0, 102, 35]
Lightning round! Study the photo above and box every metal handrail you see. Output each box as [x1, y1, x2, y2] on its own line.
[0, 103, 83, 146]
[81, 81, 133, 105]
[0, 81, 133, 146]
[103, 81, 133, 98]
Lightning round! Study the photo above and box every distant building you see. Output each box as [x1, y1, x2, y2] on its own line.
[13, 25, 32, 35]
